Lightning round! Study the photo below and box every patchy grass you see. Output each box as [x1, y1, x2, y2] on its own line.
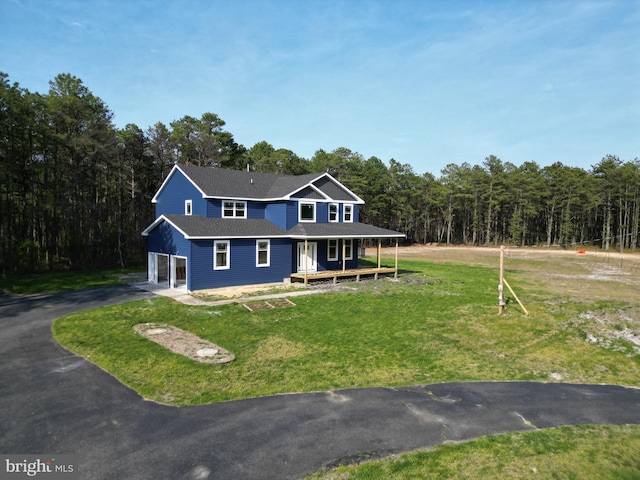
[53, 255, 640, 406]
[306, 425, 640, 480]
[0, 268, 145, 295]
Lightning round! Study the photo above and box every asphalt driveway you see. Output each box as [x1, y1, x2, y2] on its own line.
[1, 286, 640, 479]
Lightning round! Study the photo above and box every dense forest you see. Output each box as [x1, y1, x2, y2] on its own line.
[1, 72, 639, 275]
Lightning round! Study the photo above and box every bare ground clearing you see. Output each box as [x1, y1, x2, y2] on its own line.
[374, 244, 640, 358]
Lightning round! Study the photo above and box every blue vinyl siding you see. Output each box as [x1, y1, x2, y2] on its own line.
[207, 199, 220, 217]
[147, 221, 191, 257]
[155, 171, 205, 216]
[247, 201, 265, 219]
[316, 203, 328, 223]
[265, 202, 287, 229]
[189, 238, 292, 290]
[285, 201, 299, 230]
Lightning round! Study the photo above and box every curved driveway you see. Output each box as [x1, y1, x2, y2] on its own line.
[1, 286, 640, 479]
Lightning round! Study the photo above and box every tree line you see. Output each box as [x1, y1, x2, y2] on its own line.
[1, 72, 638, 275]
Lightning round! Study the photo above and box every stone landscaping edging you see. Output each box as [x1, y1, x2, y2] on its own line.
[133, 322, 235, 364]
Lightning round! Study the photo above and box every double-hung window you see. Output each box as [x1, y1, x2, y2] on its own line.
[344, 239, 353, 260]
[185, 200, 193, 216]
[299, 202, 316, 222]
[328, 203, 339, 222]
[343, 204, 353, 222]
[256, 240, 270, 267]
[214, 240, 230, 270]
[327, 239, 338, 261]
[222, 201, 247, 218]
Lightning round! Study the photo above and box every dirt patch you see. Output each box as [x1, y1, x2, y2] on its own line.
[133, 322, 235, 364]
[578, 311, 640, 356]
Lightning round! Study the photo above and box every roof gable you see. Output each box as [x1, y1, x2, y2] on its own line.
[312, 176, 360, 202]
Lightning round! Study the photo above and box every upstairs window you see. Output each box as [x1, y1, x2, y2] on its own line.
[299, 202, 316, 222]
[223, 201, 247, 218]
[343, 204, 353, 222]
[328, 203, 339, 222]
[185, 200, 192, 216]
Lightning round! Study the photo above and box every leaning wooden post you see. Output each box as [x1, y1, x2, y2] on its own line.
[394, 239, 399, 279]
[503, 278, 528, 316]
[498, 245, 505, 314]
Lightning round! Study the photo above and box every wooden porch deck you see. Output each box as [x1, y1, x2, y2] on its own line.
[290, 267, 397, 285]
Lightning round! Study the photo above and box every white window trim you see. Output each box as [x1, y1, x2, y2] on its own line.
[185, 199, 192, 216]
[328, 203, 339, 223]
[327, 239, 338, 261]
[214, 240, 230, 270]
[343, 204, 354, 223]
[256, 239, 270, 267]
[222, 200, 247, 218]
[298, 201, 316, 222]
[344, 239, 353, 260]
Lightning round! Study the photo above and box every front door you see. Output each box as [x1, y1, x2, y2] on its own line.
[297, 242, 317, 272]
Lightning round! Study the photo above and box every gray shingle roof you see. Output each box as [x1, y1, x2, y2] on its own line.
[163, 215, 288, 238]
[177, 164, 324, 200]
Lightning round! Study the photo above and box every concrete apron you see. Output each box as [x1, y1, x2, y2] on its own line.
[133, 281, 324, 306]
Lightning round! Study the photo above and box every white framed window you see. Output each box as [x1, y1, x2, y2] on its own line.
[299, 202, 316, 222]
[222, 200, 247, 218]
[214, 240, 230, 270]
[344, 239, 353, 260]
[256, 239, 270, 267]
[185, 200, 192, 216]
[328, 203, 339, 222]
[327, 239, 338, 261]
[343, 204, 353, 223]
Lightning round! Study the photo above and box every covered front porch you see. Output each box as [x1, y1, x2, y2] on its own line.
[291, 238, 401, 286]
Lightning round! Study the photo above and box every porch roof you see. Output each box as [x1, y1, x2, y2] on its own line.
[286, 222, 405, 239]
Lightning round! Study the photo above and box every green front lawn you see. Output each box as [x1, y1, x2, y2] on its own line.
[307, 425, 640, 479]
[52, 258, 640, 406]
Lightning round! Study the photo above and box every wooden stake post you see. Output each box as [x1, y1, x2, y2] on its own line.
[498, 245, 528, 315]
[498, 246, 506, 314]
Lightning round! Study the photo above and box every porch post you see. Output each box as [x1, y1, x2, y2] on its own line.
[304, 239, 308, 286]
[377, 239, 382, 269]
[342, 239, 347, 272]
[395, 238, 399, 279]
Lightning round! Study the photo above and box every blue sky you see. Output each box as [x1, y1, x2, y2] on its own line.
[1, 0, 638, 175]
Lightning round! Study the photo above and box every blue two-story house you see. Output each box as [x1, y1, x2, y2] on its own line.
[142, 164, 405, 291]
